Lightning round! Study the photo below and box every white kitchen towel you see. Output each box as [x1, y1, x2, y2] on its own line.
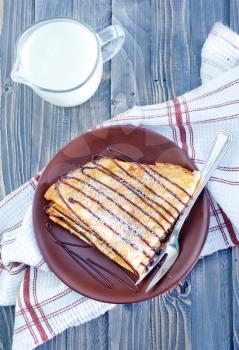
[0, 22, 239, 350]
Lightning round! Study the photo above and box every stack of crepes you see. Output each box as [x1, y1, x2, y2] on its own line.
[45, 155, 200, 277]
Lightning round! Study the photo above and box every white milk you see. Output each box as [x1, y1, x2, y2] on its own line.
[21, 21, 99, 91]
[11, 19, 125, 106]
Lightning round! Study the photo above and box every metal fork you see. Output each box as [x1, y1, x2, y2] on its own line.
[135, 130, 232, 292]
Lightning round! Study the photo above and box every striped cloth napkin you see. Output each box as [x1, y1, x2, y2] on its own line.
[0, 22, 239, 350]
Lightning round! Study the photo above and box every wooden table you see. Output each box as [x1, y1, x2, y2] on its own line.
[0, 1, 238, 349]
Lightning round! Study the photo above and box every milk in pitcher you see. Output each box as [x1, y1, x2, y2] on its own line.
[11, 18, 125, 106]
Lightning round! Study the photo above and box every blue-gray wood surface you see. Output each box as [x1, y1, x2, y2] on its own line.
[0, 0, 238, 349]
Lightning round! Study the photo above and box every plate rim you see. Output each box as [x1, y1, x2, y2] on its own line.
[33, 125, 210, 303]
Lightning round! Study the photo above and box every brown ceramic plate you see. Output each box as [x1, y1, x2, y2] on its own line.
[33, 125, 209, 303]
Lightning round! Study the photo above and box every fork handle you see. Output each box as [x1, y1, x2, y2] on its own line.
[174, 130, 232, 234]
[200, 130, 232, 186]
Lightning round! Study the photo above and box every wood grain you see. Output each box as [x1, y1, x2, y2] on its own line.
[228, 3, 239, 349]
[111, 0, 152, 114]
[188, 2, 235, 350]
[70, 0, 112, 138]
[191, 250, 234, 350]
[0, 0, 34, 195]
[0, 2, 34, 349]
[0, 306, 15, 350]
[108, 3, 153, 349]
[189, 0, 230, 89]
[65, 313, 109, 350]
[232, 247, 239, 350]
[30, 0, 73, 175]
[109, 2, 191, 350]
[33, 0, 113, 349]
[148, 2, 192, 349]
[0, 0, 238, 350]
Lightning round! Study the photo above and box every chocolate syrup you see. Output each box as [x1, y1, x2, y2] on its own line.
[61, 244, 113, 289]
[112, 157, 186, 207]
[87, 258, 139, 292]
[90, 157, 180, 217]
[46, 147, 190, 284]
[107, 147, 192, 198]
[46, 206, 93, 247]
[67, 194, 152, 260]
[63, 176, 160, 245]
[54, 182, 140, 275]
[79, 170, 172, 228]
[49, 228, 139, 291]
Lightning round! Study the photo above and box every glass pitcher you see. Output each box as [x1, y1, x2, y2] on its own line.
[11, 18, 125, 107]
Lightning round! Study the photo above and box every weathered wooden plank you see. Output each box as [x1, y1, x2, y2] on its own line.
[232, 247, 239, 350]
[35, 315, 110, 350]
[110, 1, 234, 350]
[149, 0, 192, 100]
[148, 2, 193, 349]
[0, 0, 34, 195]
[31, 0, 73, 175]
[191, 250, 234, 350]
[109, 1, 192, 349]
[228, 6, 239, 349]
[0, 0, 113, 348]
[108, 303, 151, 350]
[227, 6, 239, 349]
[189, 1, 234, 350]
[111, 0, 152, 116]
[0, 0, 5, 201]
[108, 1, 152, 349]
[64, 1, 112, 348]
[150, 280, 192, 350]
[36, 331, 68, 350]
[70, 0, 112, 139]
[32, 1, 71, 349]
[0, 1, 34, 349]
[64, 314, 109, 350]
[34, 0, 112, 348]
[0, 306, 15, 350]
[189, 0, 230, 88]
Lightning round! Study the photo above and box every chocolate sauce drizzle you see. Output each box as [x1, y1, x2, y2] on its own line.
[46, 205, 93, 246]
[49, 226, 139, 291]
[110, 154, 186, 207]
[78, 170, 172, 227]
[107, 147, 192, 198]
[63, 176, 160, 247]
[90, 156, 181, 217]
[46, 146, 191, 287]
[68, 195, 153, 259]
[54, 183, 140, 275]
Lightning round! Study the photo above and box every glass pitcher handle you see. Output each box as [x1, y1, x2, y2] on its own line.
[97, 25, 125, 63]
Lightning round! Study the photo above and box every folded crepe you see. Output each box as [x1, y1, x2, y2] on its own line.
[45, 157, 200, 277]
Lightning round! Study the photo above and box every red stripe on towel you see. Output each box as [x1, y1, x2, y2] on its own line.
[23, 267, 48, 342]
[173, 97, 188, 154]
